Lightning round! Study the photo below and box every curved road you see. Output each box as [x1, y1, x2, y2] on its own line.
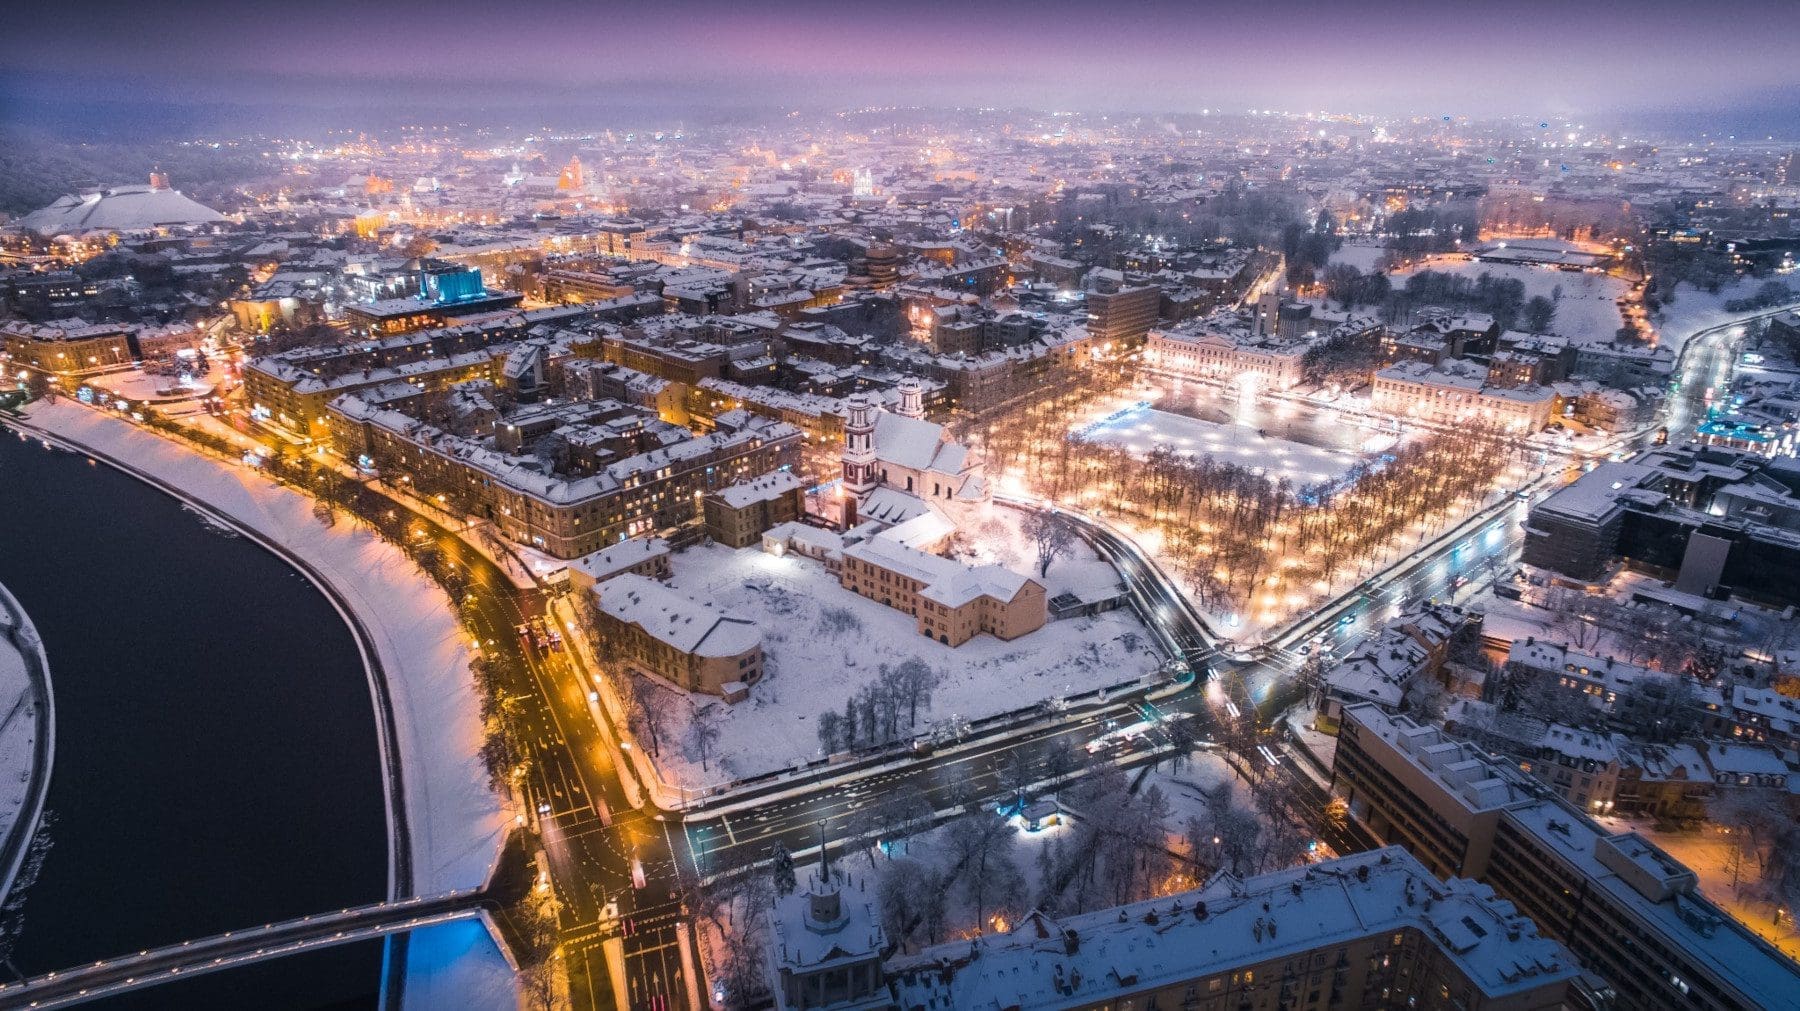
[14, 299, 1780, 1009]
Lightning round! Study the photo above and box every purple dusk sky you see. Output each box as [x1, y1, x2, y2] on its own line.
[4, 0, 1797, 121]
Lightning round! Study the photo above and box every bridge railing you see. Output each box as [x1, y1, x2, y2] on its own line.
[0, 889, 489, 1004]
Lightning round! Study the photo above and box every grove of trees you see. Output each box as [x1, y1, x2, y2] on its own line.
[974, 366, 1517, 618]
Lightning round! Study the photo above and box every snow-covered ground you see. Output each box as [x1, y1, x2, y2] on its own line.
[85, 367, 216, 404]
[1331, 241, 1391, 274]
[1461, 587, 1559, 645]
[1654, 275, 1800, 354]
[0, 581, 47, 894]
[399, 918, 519, 1011]
[1384, 255, 1629, 346]
[1138, 753, 1247, 826]
[958, 501, 1126, 604]
[646, 541, 1162, 788]
[1080, 405, 1368, 484]
[1597, 815, 1800, 963]
[18, 400, 513, 1008]
[1282, 704, 1338, 771]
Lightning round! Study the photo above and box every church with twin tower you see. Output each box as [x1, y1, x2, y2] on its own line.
[838, 377, 989, 530]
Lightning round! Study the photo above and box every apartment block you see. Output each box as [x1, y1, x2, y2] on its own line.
[1333, 704, 1800, 1010]
[889, 846, 1587, 1011]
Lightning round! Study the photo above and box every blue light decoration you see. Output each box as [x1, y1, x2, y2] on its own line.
[1070, 400, 1151, 441]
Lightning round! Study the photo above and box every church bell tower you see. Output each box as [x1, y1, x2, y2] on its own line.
[840, 393, 879, 528]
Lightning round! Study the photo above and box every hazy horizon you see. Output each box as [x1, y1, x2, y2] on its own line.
[5, 0, 1799, 141]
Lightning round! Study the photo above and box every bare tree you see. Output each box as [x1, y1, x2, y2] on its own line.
[1403, 672, 1452, 725]
[878, 858, 948, 950]
[690, 710, 722, 772]
[999, 748, 1035, 810]
[1042, 738, 1081, 791]
[816, 709, 843, 755]
[945, 815, 1026, 931]
[891, 657, 940, 727]
[630, 674, 669, 758]
[513, 896, 562, 1011]
[1021, 511, 1075, 578]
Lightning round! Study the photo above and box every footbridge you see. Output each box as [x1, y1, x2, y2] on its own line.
[0, 889, 491, 1010]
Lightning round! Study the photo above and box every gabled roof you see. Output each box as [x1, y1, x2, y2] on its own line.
[871, 411, 965, 474]
[844, 535, 1036, 609]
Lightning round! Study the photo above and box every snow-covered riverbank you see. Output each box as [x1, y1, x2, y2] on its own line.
[0, 579, 52, 902]
[16, 399, 512, 1008]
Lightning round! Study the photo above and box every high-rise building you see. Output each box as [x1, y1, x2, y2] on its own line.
[1332, 704, 1800, 1010]
[1521, 444, 1800, 604]
[1085, 283, 1161, 346]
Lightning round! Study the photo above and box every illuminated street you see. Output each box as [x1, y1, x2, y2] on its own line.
[4, 10, 1800, 1007]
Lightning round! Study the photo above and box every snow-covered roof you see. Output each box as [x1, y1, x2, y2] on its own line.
[1537, 724, 1618, 765]
[856, 486, 935, 526]
[1729, 685, 1800, 735]
[871, 411, 964, 474]
[593, 572, 759, 658]
[1343, 704, 1537, 814]
[889, 846, 1576, 1009]
[844, 535, 1034, 609]
[714, 470, 801, 510]
[1499, 803, 1800, 1008]
[763, 521, 845, 559]
[876, 511, 956, 551]
[1613, 739, 1708, 783]
[565, 536, 670, 584]
[1699, 741, 1793, 779]
[1506, 639, 1659, 697]
[1323, 643, 1418, 708]
[17, 184, 225, 235]
[768, 866, 887, 984]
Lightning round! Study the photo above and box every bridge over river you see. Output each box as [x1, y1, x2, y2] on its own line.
[0, 889, 492, 1010]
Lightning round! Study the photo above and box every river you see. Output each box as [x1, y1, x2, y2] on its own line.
[0, 426, 390, 1009]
